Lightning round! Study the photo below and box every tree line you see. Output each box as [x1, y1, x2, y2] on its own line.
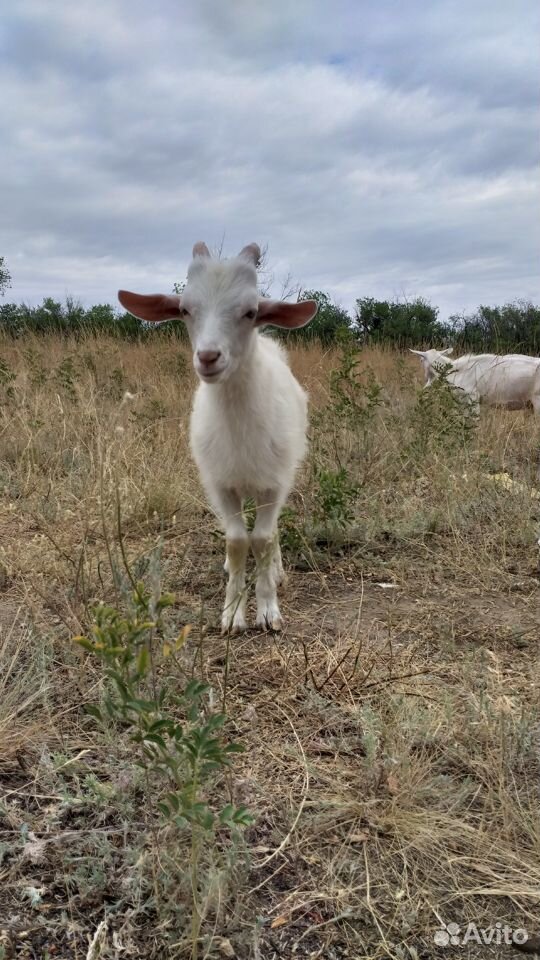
[292, 292, 540, 354]
[1, 260, 539, 353]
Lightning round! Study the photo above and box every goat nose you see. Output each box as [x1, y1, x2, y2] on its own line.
[197, 349, 221, 365]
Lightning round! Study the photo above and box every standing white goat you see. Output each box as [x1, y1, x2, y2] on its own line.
[118, 242, 318, 632]
[410, 348, 540, 412]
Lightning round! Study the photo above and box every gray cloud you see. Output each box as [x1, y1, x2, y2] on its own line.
[2, 0, 539, 319]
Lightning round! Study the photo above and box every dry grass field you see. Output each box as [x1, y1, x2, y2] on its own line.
[0, 333, 539, 959]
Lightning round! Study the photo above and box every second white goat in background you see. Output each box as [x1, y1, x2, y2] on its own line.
[411, 348, 540, 412]
[119, 242, 318, 633]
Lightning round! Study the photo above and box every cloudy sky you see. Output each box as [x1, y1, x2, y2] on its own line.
[2, 0, 539, 319]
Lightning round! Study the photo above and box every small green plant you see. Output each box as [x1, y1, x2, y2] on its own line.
[54, 355, 79, 400]
[328, 337, 382, 428]
[75, 583, 251, 958]
[312, 465, 359, 534]
[408, 370, 478, 460]
[358, 703, 382, 765]
[304, 338, 377, 546]
[22, 347, 48, 386]
[310, 337, 382, 486]
[279, 505, 306, 556]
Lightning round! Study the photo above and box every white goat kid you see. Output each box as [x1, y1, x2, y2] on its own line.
[411, 349, 540, 412]
[118, 242, 318, 633]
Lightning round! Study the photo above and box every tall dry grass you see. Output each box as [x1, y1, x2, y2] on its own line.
[0, 332, 539, 958]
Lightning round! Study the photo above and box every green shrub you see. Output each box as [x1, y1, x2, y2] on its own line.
[75, 582, 251, 959]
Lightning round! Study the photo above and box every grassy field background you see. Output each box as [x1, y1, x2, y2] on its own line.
[0, 333, 539, 959]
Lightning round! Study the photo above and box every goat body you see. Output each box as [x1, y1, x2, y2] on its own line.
[118, 242, 318, 632]
[191, 335, 308, 631]
[412, 348, 540, 411]
[191, 336, 307, 500]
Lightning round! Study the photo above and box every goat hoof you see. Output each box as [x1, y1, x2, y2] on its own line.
[221, 615, 247, 635]
[256, 606, 283, 632]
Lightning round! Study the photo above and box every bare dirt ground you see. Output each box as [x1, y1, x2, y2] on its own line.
[0, 335, 539, 959]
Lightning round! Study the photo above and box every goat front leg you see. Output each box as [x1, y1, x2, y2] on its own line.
[251, 490, 285, 631]
[213, 488, 249, 634]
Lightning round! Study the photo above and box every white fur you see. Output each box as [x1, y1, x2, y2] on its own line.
[190, 334, 308, 632]
[409, 347, 454, 384]
[118, 244, 317, 632]
[411, 349, 540, 411]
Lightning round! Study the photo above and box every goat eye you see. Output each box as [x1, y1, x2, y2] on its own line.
[244, 309, 257, 321]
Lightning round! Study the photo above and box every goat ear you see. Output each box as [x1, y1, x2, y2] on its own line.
[440, 347, 453, 356]
[118, 290, 181, 323]
[409, 349, 426, 357]
[192, 241, 211, 258]
[238, 243, 261, 266]
[255, 298, 318, 329]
